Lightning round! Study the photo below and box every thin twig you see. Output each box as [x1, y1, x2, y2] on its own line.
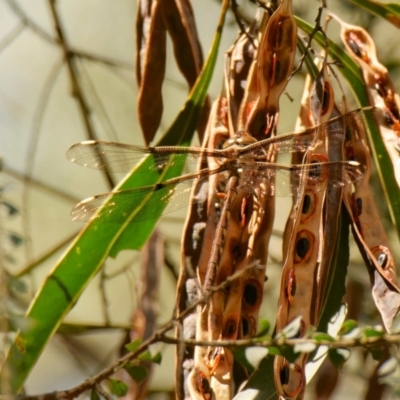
[159, 332, 400, 350]
[14, 232, 79, 278]
[2, 260, 257, 400]
[5, 0, 133, 70]
[94, 384, 113, 400]
[291, 0, 327, 77]
[47, 0, 115, 189]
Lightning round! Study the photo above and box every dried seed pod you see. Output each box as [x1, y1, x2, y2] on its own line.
[275, 54, 334, 398]
[240, 0, 297, 140]
[332, 14, 400, 187]
[342, 108, 400, 331]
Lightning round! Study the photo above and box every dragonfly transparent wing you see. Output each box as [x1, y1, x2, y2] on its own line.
[72, 178, 197, 223]
[240, 161, 363, 197]
[66, 141, 216, 173]
[246, 107, 381, 157]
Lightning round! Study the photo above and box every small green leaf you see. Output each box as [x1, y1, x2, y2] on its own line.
[369, 346, 385, 361]
[108, 378, 128, 397]
[256, 319, 271, 338]
[151, 352, 162, 365]
[363, 326, 384, 339]
[138, 350, 152, 361]
[328, 348, 350, 369]
[125, 364, 148, 384]
[265, 346, 282, 356]
[338, 320, 358, 336]
[312, 332, 335, 342]
[125, 338, 142, 353]
[90, 389, 100, 400]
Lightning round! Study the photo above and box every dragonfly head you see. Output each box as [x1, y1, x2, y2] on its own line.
[222, 131, 258, 149]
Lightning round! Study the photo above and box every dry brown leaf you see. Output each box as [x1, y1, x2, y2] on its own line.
[136, 0, 167, 144]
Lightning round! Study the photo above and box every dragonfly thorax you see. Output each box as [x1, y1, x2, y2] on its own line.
[222, 131, 258, 149]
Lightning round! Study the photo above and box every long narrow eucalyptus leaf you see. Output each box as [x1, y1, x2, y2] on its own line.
[296, 16, 400, 240]
[349, 0, 400, 28]
[0, 2, 229, 393]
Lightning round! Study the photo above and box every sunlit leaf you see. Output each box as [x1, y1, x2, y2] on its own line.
[294, 342, 316, 354]
[338, 320, 358, 336]
[363, 326, 384, 339]
[312, 332, 334, 342]
[256, 319, 271, 338]
[278, 316, 303, 339]
[377, 357, 398, 377]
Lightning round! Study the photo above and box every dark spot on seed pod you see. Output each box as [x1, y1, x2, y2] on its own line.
[296, 237, 309, 259]
[356, 197, 362, 215]
[302, 195, 311, 214]
[223, 320, 237, 338]
[198, 375, 211, 396]
[241, 318, 249, 336]
[243, 283, 258, 306]
[348, 39, 363, 58]
[280, 365, 290, 385]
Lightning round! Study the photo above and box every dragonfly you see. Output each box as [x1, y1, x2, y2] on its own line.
[66, 108, 379, 224]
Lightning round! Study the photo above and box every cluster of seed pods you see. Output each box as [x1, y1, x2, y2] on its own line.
[327, 15, 400, 330]
[175, 2, 400, 399]
[176, 0, 297, 398]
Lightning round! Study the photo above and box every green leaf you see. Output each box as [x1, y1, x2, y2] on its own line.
[125, 338, 142, 353]
[328, 348, 350, 369]
[151, 352, 162, 365]
[349, 0, 400, 29]
[256, 319, 271, 338]
[0, 4, 230, 393]
[315, 206, 351, 334]
[234, 357, 278, 400]
[265, 346, 282, 356]
[338, 320, 358, 336]
[312, 332, 335, 342]
[232, 348, 256, 375]
[363, 326, 384, 339]
[138, 350, 152, 362]
[108, 378, 128, 397]
[369, 346, 385, 361]
[124, 364, 148, 384]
